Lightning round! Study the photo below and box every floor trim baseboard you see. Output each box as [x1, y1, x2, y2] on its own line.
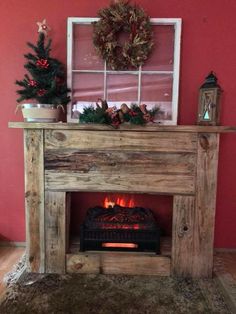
[0, 241, 26, 247]
[215, 248, 236, 253]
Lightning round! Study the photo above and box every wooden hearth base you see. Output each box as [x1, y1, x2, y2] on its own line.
[67, 253, 170, 276]
[67, 237, 171, 276]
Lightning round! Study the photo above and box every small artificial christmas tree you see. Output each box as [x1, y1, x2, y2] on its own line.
[16, 20, 70, 106]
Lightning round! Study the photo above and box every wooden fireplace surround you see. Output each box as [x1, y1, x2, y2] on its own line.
[9, 122, 236, 278]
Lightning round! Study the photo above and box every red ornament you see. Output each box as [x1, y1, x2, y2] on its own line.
[37, 89, 46, 96]
[36, 59, 49, 69]
[28, 79, 37, 87]
[129, 110, 138, 117]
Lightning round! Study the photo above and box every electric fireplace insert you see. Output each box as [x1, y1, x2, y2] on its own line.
[80, 204, 160, 253]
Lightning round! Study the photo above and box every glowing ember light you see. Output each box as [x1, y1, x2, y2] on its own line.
[128, 198, 135, 208]
[103, 195, 136, 208]
[102, 243, 138, 249]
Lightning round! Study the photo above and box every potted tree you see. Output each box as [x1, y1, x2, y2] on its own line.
[16, 20, 70, 122]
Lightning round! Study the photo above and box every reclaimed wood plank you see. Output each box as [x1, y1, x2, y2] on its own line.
[45, 171, 195, 195]
[45, 191, 66, 274]
[24, 129, 45, 273]
[66, 254, 100, 274]
[172, 195, 195, 277]
[66, 253, 171, 276]
[191, 133, 220, 277]
[45, 130, 198, 153]
[101, 255, 171, 276]
[9, 122, 236, 133]
[44, 150, 196, 175]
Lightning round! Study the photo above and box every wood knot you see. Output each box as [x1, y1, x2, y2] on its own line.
[25, 191, 37, 198]
[178, 224, 190, 238]
[53, 132, 67, 141]
[199, 134, 210, 151]
[75, 263, 84, 270]
[25, 191, 31, 198]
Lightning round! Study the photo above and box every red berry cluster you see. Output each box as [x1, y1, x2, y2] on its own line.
[37, 89, 46, 96]
[36, 59, 49, 69]
[28, 79, 37, 87]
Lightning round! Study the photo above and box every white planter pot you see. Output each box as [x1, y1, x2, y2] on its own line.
[21, 104, 60, 122]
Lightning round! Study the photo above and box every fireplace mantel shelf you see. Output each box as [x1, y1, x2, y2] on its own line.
[9, 121, 236, 133]
[9, 121, 236, 278]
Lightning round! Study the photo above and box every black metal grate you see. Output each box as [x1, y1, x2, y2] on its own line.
[80, 205, 160, 254]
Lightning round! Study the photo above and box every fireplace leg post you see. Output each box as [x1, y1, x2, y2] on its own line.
[24, 129, 45, 273]
[172, 195, 195, 277]
[192, 133, 219, 277]
[172, 133, 219, 278]
[45, 191, 67, 274]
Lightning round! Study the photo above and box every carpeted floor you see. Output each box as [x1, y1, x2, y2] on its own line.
[0, 272, 231, 314]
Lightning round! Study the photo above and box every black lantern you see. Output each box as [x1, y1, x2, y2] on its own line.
[197, 72, 222, 125]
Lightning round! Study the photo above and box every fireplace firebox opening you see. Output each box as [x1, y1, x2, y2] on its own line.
[69, 192, 173, 255]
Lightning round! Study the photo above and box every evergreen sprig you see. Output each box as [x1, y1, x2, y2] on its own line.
[79, 106, 112, 124]
[16, 33, 70, 106]
[79, 103, 161, 127]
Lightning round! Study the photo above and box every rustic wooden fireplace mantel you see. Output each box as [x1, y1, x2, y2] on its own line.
[9, 122, 236, 278]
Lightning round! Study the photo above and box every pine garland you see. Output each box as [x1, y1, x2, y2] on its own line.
[79, 101, 162, 128]
[93, 1, 154, 70]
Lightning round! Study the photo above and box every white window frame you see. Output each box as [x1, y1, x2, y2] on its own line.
[67, 17, 182, 124]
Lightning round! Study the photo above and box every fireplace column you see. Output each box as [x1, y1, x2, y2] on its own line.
[172, 133, 219, 277]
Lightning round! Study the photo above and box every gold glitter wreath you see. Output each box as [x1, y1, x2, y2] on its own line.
[93, 1, 154, 70]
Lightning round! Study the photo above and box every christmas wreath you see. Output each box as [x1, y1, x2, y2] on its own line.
[93, 1, 154, 70]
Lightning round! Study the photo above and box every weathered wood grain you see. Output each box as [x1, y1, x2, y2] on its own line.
[66, 253, 171, 276]
[9, 121, 236, 133]
[45, 150, 196, 175]
[192, 133, 220, 277]
[14, 122, 228, 278]
[45, 130, 198, 153]
[45, 191, 66, 274]
[45, 171, 195, 195]
[66, 253, 100, 274]
[172, 195, 195, 277]
[24, 129, 45, 273]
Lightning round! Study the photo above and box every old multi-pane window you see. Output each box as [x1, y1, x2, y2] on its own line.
[67, 18, 181, 124]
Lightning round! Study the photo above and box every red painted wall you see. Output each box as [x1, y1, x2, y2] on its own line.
[0, 0, 236, 247]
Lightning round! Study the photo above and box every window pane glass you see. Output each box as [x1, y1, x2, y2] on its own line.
[107, 74, 138, 102]
[143, 25, 174, 71]
[73, 24, 103, 70]
[72, 73, 104, 101]
[141, 74, 173, 121]
[71, 73, 104, 119]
